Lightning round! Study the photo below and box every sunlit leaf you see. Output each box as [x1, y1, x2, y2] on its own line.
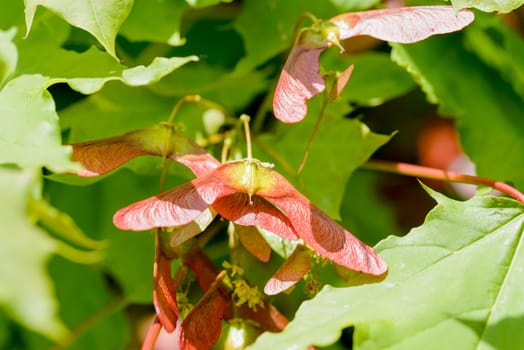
[0, 167, 67, 341]
[18, 38, 198, 94]
[24, 0, 133, 58]
[0, 75, 79, 172]
[250, 189, 524, 349]
[122, 57, 198, 87]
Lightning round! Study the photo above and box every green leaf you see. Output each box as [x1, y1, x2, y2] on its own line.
[121, 56, 198, 86]
[463, 12, 524, 99]
[0, 27, 17, 87]
[0, 0, 25, 30]
[301, 118, 391, 219]
[391, 33, 524, 190]
[49, 258, 129, 350]
[0, 75, 79, 172]
[341, 170, 402, 245]
[17, 29, 198, 94]
[453, 0, 524, 13]
[120, 0, 188, 45]
[250, 190, 524, 350]
[0, 167, 67, 341]
[257, 112, 391, 219]
[24, 0, 133, 59]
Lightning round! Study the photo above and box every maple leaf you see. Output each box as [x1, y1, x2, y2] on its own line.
[273, 6, 475, 123]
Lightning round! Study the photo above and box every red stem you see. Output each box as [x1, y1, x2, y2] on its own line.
[364, 160, 524, 204]
[141, 316, 162, 350]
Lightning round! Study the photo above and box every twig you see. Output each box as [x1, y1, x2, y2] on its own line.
[363, 160, 524, 204]
[141, 316, 163, 350]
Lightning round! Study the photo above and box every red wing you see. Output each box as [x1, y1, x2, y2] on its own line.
[213, 192, 298, 240]
[71, 133, 147, 177]
[113, 175, 233, 231]
[264, 245, 311, 295]
[268, 193, 387, 276]
[273, 44, 325, 123]
[333, 6, 474, 43]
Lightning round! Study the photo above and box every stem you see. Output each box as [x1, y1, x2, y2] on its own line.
[49, 297, 127, 350]
[166, 95, 231, 126]
[221, 137, 232, 163]
[297, 94, 328, 174]
[141, 316, 163, 350]
[364, 160, 524, 204]
[166, 95, 198, 125]
[240, 114, 256, 203]
[228, 223, 240, 267]
[146, 140, 177, 349]
[240, 114, 253, 160]
[293, 12, 318, 39]
[196, 132, 226, 148]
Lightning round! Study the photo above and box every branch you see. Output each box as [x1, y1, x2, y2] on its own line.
[141, 316, 163, 350]
[364, 160, 524, 204]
